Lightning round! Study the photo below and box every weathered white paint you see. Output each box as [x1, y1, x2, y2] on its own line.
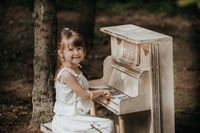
[89, 24, 174, 133]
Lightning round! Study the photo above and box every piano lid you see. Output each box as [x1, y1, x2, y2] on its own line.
[100, 24, 172, 43]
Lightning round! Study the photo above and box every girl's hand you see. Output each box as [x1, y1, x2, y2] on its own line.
[101, 90, 111, 100]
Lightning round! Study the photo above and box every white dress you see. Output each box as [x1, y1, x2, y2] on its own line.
[52, 67, 114, 133]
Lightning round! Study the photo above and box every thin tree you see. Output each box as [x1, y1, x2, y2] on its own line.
[30, 0, 57, 128]
[78, 0, 97, 49]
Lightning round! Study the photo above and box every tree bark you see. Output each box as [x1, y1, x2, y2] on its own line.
[78, 0, 97, 50]
[30, 0, 57, 128]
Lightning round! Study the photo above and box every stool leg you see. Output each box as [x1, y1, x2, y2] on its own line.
[118, 115, 125, 133]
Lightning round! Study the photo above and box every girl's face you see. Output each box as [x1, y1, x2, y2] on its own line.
[60, 43, 85, 66]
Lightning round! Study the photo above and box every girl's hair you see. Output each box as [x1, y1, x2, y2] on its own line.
[55, 28, 86, 76]
[58, 28, 86, 52]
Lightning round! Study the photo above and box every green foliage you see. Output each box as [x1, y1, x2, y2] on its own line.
[177, 0, 200, 9]
[2, 0, 199, 15]
[97, 0, 177, 15]
[177, 0, 200, 15]
[1, 0, 33, 10]
[142, 1, 177, 15]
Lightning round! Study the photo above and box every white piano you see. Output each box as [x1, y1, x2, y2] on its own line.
[89, 24, 175, 133]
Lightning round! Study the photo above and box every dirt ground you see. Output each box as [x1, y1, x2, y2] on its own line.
[0, 5, 200, 133]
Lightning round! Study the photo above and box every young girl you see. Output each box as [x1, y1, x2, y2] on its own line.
[52, 28, 114, 133]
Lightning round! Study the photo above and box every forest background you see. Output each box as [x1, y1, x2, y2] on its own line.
[0, 0, 200, 133]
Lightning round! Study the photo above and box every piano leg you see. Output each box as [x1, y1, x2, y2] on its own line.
[90, 102, 125, 133]
[90, 102, 96, 116]
[118, 115, 125, 133]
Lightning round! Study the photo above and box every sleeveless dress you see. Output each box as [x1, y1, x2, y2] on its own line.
[52, 67, 114, 133]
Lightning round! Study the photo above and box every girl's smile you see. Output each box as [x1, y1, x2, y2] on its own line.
[62, 46, 85, 66]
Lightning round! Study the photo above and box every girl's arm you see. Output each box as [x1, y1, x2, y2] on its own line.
[60, 71, 110, 100]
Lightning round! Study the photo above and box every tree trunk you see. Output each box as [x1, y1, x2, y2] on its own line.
[78, 0, 97, 49]
[30, 0, 57, 128]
